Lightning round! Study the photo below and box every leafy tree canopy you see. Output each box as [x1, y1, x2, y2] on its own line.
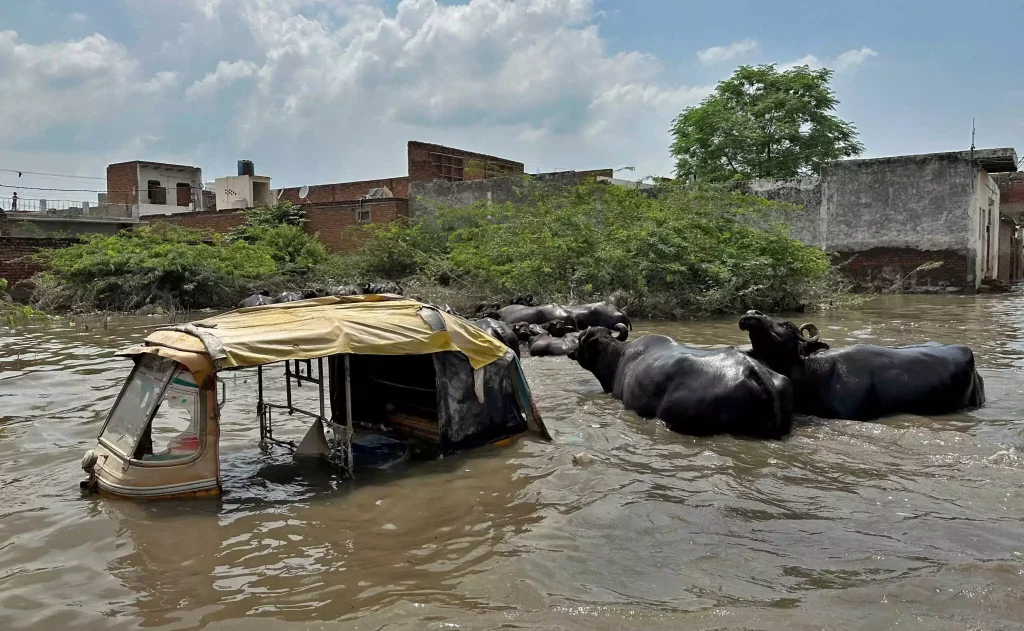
[671, 64, 864, 182]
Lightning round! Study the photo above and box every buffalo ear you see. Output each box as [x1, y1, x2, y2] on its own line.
[801, 340, 829, 356]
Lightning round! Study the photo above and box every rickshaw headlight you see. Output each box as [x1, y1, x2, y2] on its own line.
[81, 449, 98, 472]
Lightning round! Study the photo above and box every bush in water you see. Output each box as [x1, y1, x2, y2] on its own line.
[341, 181, 838, 316]
[32, 224, 277, 312]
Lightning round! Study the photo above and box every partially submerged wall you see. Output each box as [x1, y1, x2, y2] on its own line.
[823, 155, 981, 292]
[747, 155, 996, 293]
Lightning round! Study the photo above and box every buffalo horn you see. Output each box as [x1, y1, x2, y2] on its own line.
[799, 323, 819, 341]
[613, 323, 629, 341]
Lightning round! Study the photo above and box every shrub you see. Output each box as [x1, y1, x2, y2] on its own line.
[345, 181, 836, 315]
[33, 224, 276, 311]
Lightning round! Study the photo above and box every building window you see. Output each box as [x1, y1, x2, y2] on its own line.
[147, 180, 166, 205]
[357, 208, 371, 224]
[176, 182, 191, 207]
[429, 152, 465, 181]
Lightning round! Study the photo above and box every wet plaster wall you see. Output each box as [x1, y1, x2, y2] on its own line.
[748, 155, 998, 292]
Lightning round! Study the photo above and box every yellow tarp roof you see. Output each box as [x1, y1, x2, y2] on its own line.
[138, 295, 508, 370]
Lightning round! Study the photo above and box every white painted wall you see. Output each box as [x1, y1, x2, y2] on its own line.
[215, 175, 273, 209]
[136, 164, 203, 212]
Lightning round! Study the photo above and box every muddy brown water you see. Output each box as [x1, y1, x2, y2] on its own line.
[2, 295, 1024, 630]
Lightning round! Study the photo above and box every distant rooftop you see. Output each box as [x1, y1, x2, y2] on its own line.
[108, 160, 202, 172]
[841, 148, 1019, 173]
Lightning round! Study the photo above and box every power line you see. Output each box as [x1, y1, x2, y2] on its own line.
[0, 183, 204, 193]
[0, 168, 106, 181]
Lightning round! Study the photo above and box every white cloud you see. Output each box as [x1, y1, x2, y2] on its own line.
[779, 47, 877, 72]
[833, 47, 878, 71]
[185, 59, 258, 99]
[68, 12, 88, 22]
[189, 0, 705, 175]
[2, 1, 713, 181]
[696, 38, 758, 65]
[0, 30, 178, 142]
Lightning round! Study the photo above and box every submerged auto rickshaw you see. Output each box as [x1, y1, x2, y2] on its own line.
[81, 295, 549, 499]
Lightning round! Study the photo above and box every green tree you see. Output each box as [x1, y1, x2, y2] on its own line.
[671, 64, 864, 182]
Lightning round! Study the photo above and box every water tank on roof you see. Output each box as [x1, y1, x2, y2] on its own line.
[237, 160, 254, 177]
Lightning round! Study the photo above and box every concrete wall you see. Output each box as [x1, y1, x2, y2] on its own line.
[0, 212, 135, 238]
[969, 171, 1001, 282]
[136, 164, 203, 214]
[409, 170, 619, 217]
[745, 154, 1006, 292]
[998, 215, 1015, 284]
[215, 175, 273, 210]
[742, 177, 822, 246]
[409, 176, 529, 216]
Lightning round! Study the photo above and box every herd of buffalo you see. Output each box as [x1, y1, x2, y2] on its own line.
[237, 287, 986, 439]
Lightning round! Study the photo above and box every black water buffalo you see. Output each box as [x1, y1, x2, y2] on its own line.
[566, 302, 631, 330]
[511, 323, 577, 357]
[568, 325, 793, 438]
[470, 318, 520, 357]
[738, 311, 985, 421]
[331, 283, 367, 296]
[527, 330, 579, 357]
[487, 303, 577, 328]
[275, 289, 319, 303]
[365, 281, 403, 295]
[329, 281, 404, 296]
[238, 290, 273, 308]
[510, 294, 536, 306]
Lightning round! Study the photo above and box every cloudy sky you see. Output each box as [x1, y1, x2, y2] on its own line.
[1, 0, 1021, 202]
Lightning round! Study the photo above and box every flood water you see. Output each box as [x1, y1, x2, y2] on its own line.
[3, 294, 1024, 630]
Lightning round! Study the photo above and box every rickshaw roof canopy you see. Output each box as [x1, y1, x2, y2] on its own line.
[129, 296, 508, 370]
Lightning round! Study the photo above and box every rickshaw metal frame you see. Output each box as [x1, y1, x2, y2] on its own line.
[255, 355, 354, 475]
[96, 357, 177, 470]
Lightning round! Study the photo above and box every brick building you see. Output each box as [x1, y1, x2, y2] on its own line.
[148, 141, 525, 253]
[275, 141, 524, 205]
[106, 160, 206, 216]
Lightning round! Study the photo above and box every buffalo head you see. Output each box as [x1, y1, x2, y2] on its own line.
[511, 293, 536, 306]
[512, 321, 543, 342]
[540, 320, 572, 338]
[739, 310, 829, 367]
[566, 323, 628, 364]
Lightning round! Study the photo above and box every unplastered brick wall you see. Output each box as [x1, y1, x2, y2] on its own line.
[147, 199, 409, 253]
[277, 177, 411, 205]
[996, 172, 1024, 205]
[0, 236, 78, 285]
[106, 162, 139, 206]
[306, 199, 409, 253]
[148, 208, 247, 233]
[407, 141, 524, 184]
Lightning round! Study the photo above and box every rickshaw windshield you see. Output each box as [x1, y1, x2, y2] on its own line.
[100, 354, 177, 458]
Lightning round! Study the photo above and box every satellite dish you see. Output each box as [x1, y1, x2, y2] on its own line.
[298, 185, 309, 200]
